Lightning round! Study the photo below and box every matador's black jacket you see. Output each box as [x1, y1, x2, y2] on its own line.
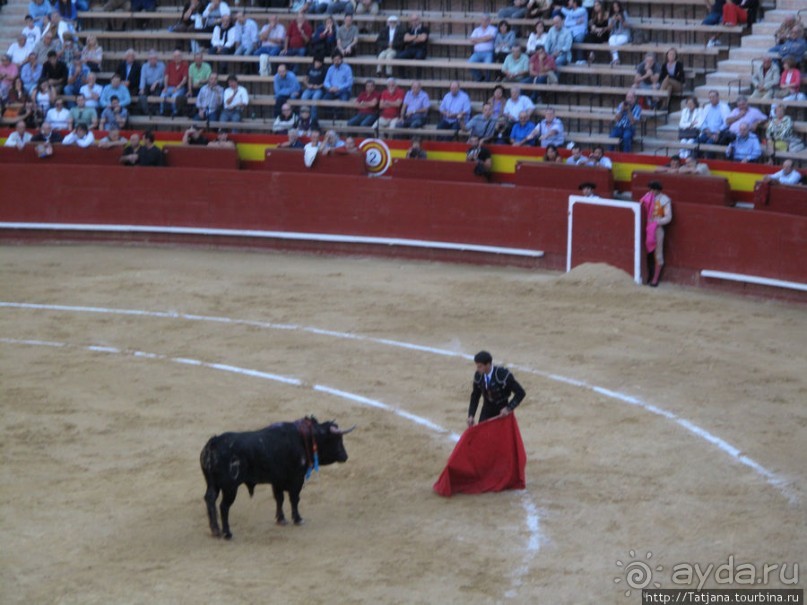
[468, 366, 526, 422]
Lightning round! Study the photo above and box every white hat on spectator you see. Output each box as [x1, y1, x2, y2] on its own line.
[387, 15, 398, 22]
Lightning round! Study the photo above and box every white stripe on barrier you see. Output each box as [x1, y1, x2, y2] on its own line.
[701, 270, 807, 293]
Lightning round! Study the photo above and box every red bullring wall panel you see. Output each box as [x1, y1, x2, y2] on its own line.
[0, 162, 805, 300]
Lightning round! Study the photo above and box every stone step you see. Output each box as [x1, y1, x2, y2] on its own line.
[738, 34, 779, 49]
[772, 0, 807, 11]
[705, 69, 753, 85]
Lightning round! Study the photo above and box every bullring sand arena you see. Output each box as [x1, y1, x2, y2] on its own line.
[1, 245, 805, 604]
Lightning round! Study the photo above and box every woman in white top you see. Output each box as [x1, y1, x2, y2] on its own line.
[607, 1, 631, 65]
[526, 20, 548, 55]
[678, 95, 703, 156]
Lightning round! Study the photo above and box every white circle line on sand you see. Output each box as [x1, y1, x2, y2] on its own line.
[0, 336, 544, 600]
[0, 301, 796, 504]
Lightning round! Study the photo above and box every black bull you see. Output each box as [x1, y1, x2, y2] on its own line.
[200, 417, 354, 539]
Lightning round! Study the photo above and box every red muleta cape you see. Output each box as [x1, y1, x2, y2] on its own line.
[433, 413, 526, 497]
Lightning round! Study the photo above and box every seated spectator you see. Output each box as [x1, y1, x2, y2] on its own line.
[488, 84, 506, 119]
[160, 50, 189, 117]
[501, 44, 529, 83]
[33, 79, 54, 119]
[40, 49, 67, 92]
[543, 143, 562, 163]
[377, 77, 405, 129]
[586, 144, 612, 168]
[100, 95, 128, 131]
[100, 74, 131, 109]
[311, 0, 353, 16]
[33, 31, 60, 66]
[29, 0, 53, 29]
[659, 48, 685, 111]
[20, 53, 41, 95]
[70, 94, 98, 130]
[765, 159, 802, 185]
[0, 54, 19, 100]
[336, 14, 359, 57]
[78, 72, 103, 113]
[678, 154, 710, 175]
[769, 28, 806, 63]
[81, 35, 103, 73]
[776, 56, 803, 100]
[45, 95, 69, 129]
[346, 79, 379, 127]
[633, 52, 660, 92]
[120, 133, 141, 165]
[464, 101, 497, 141]
[4, 76, 30, 117]
[526, 106, 564, 147]
[61, 56, 87, 101]
[405, 136, 427, 159]
[656, 155, 682, 172]
[355, 0, 379, 15]
[376, 15, 404, 77]
[5, 120, 32, 148]
[62, 122, 95, 147]
[722, 0, 758, 26]
[310, 16, 337, 59]
[220, 74, 248, 125]
[397, 13, 429, 61]
[565, 143, 587, 165]
[400, 80, 429, 128]
[30, 120, 61, 156]
[208, 129, 235, 148]
[749, 56, 780, 100]
[698, 89, 731, 148]
[278, 129, 304, 148]
[283, 12, 312, 61]
[607, 1, 631, 65]
[503, 85, 535, 123]
[561, 0, 588, 62]
[138, 50, 166, 116]
[8, 35, 32, 66]
[98, 126, 128, 148]
[437, 81, 471, 134]
[726, 121, 761, 162]
[469, 14, 497, 82]
[202, 0, 230, 32]
[44, 11, 74, 45]
[115, 49, 141, 99]
[321, 129, 345, 154]
[765, 103, 793, 154]
[488, 116, 512, 145]
[255, 15, 286, 66]
[22, 15, 42, 49]
[773, 15, 804, 46]
[510, 110, 536, 146]
[545, 15, 572, 66]
[211, 14, 238, 55]
[296, 105, 320, 136]
[273, 103, 299, 133]
[528, 46, 557, 101]
[498, 0, 529, 19]
[322, 51, 353, 118]
[701, 0, 725, 26]
[466, 135, 493, 181]
[194, 72, 223, 122]
[233, 12, 260, 56]
[526, 21, 548, 56]
[168, 0, 201, 33]
[493, 20, 515, 65]
[584, 1, 610, 60]
[300, 57, 326, 120]
[342, 137, 359, 154]
[609, 89, 641, 152]
[273, 63, 300, 117]
[725, 95, 766, 139]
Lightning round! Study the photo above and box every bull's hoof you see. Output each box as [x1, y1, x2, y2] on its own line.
[293, 518, 304, 526]
[223, 531, 233, 540]
[210, 528, 222, 538]
[276, 518, 288, 526]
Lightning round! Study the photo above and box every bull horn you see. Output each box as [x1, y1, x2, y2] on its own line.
[331, 424, 357, 435]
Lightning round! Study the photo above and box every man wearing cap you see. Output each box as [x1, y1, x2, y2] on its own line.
[640, 180, 672, 287]
[376, 14, 404, 77]
[467, 351, 526, 427]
